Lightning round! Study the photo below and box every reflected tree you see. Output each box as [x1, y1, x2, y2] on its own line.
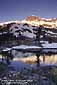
[1, 50, 14, 65]
[36, 51, 40, 66]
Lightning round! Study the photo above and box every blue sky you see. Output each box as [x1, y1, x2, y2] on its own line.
[0, 0, 57, 22]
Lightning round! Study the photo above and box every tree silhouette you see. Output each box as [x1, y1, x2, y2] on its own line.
[36, 25, 42, 46]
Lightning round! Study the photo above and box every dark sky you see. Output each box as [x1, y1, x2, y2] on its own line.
[0, 0, 57, 22]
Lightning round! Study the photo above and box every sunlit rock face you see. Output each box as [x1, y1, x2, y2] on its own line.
[26, 15, 41, 21]
[25, 16, 57, 28]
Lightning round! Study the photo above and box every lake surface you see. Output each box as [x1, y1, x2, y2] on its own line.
[0, 46, 57, 84]
[0, 49, 57, 70]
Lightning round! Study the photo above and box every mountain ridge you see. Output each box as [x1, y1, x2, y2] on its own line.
[0, 15, 57, 28]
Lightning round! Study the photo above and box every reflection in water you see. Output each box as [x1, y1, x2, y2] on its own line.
[13, 55, 37, 64]
[42, 54, 57, 64]
[12, 52, 57, 65]
[0, 51, 14, 65]
[36, 52, 40, 66]
[0, 51, 57, 66]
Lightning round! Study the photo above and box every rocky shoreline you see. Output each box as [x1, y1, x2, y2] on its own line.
[0, 62, 57, 85]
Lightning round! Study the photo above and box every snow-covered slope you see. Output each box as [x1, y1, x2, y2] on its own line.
[9, 22, 36, 39]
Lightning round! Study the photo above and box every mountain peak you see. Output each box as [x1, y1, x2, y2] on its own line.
[26, 15, 41, 21]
